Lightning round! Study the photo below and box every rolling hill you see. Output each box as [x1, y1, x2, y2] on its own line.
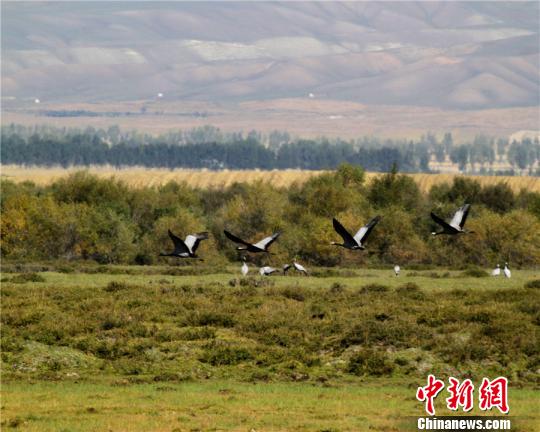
[2, 1, 538, 110]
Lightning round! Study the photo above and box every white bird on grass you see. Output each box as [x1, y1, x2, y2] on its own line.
[503, 262, 511, 278]
[284, 259, 308, 275]
[394, 265, 400, 276]
[260, 266, 279, 276]
[292, 259, 308, 275]
[491, 264, 500, 276]
[241, 257, 249, 276]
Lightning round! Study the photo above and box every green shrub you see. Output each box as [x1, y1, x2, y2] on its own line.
[190, 312, 235, 328]
[199, 345, 253, 366]
[279, 286, 306, 302]
[396, 282, 425, 300]
[461, 267, 489, 278]
[103, 281, 129, 292]
[360, 284, 389, 294]
[347, 349, 394, 376]
[8, 272, 45, 283]
[179, 327, 216, 340]
[329, 282, 346, 294]
[467, 310, 492, 324]
[525, 279, 540, 289]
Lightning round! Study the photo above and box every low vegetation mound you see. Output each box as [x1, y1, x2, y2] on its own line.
[1, 270, 538, 385]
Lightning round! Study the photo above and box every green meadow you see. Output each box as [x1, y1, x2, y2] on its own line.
[1, 264, 539, 430]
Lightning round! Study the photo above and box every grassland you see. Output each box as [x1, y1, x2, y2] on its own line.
[1, 264, 539, 430]
[2, 165, 539, 193]
[3, 380, 538, 431]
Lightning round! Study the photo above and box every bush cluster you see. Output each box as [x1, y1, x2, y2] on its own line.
[2, 276, 538, 383]
[2, 165, 539, 267]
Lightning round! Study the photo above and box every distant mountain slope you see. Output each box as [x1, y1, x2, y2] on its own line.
[1, 1, 538, 109]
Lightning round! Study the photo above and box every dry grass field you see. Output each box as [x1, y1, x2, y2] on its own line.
[3, 99, 540, 142]
[1, 165, 539, 193]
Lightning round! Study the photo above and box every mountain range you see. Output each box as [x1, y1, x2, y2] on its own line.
[2, 1, 538, 110]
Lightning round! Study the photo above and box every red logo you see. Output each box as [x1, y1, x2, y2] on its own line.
[479, 377, 509, 414]
[416, 376, 509, 415]
[446, 377, 474, 412]
[416, 374, 445, 415]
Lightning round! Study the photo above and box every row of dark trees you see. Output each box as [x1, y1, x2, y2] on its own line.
[2, 132, 428, 172]
[2, 125, 539, 174]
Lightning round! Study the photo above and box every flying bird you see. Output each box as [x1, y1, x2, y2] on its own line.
[160, 230, 208, 258]
[224, 230, 280, 253]
[394, 265, 401, 276]
[431, 204, 474, 236]
[491, 264, 500, 276]
[259, 266, 279, 276]
[241, 257, 249, 276]
[331, 216, 381, 250]
[503, 262, 511, 278]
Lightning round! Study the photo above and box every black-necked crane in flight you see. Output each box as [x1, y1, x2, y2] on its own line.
[224, 230, 280, 253]
[160, 230, 208, 259]
[431, 204, 474, 236]
[331, 215, 381, 250]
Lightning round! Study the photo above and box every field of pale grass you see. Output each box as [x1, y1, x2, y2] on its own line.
[2, 165, 539, 193]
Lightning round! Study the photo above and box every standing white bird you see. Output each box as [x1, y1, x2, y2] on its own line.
[292, 259, 308, 275]
[283, 264, 292, 274]
[503, 262, 511, 278]
[491, 264, 501, 276]
[260, 266, 278, 276]
[241, 257, 249, 276]
[331, 215, 381, 250]
[394, 265, 400, 276]
[431, 204, 474, 236]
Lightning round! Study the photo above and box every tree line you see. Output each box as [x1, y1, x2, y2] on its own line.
[2, 131, 427, 172]
[2, 165, 539, 268]
[3, 125, 538, 174]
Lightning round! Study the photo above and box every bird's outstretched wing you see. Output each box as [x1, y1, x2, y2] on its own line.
[354, 215, 381, 244]
[253, 232, 281, 250]
[332, 218, 356, 246]
[224, 230, 253, 247]
[185, 232, 209, 253]
[168, 229, 190, 255]
[450, 204, 471, 229]
[430, 212, 454, 232]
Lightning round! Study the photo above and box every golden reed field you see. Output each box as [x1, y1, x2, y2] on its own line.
[1, 165, 539, 193]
